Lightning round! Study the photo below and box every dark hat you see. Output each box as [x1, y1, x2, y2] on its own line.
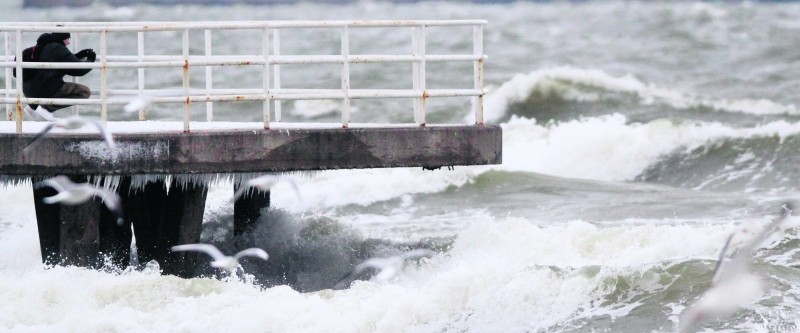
[36, 33, 65, 46]
[51, 32, 71, 40]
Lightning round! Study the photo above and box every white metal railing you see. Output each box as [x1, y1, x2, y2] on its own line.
[0, 20, 486, 133]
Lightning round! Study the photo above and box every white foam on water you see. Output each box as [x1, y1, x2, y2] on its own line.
[468, 67, 799, 124]
[1, 213, 757, 332]
[500, 115, 800, 182]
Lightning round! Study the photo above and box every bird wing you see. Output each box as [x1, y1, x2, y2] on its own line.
[284, 177, 303, 202]
[351, 258, 387, 275]
[232, 185, 250, 201]
[171, 243, 226, 261]
[123, 95, 151, 113]
[39, 175, 74, 193]
[726, 203, 793, 274]
[87, 118, 116, 150]
[333, 258, 385, 290]
[711, 233, 735, 284]
[234, 248, 269, 261]
[23, 123, 55, 153]
[92, 188, 124, 225]
[42, 192, 70, 204]
[249, 175, 278, 190]
[123, 89, 185, 114]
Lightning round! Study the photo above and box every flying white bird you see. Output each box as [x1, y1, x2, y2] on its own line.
[677, 203, 793, 333]
[38, 175, 124, 225]
[122, 89, 186, 114]
[23, 114, 115, 153]
[334, 248, 436, 289]
[170, 243, 269, 271]
[233, 174, 302, 202]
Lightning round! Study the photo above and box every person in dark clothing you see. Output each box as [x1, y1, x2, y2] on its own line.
[14, 32, 96, 112]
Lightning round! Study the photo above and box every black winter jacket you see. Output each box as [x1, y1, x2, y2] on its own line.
[22, 39, 92, 98]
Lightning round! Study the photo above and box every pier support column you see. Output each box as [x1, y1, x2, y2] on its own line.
[233, 185, 270, 236]
[99, 199, 132, 269]
[122, 178, 207, 278]
[33, 179, 62, 266]
[32, 175, 102, 267]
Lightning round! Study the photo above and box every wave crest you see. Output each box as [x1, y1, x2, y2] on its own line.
[474, 67, 798, 124]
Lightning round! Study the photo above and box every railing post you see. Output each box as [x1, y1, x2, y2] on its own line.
[4, 32, 10, 121]
[15, 29, 22, 134]
[204, 29, 213, 122]
[273, 29, 281, 122]
[137, 31, 146, 120]
[100, 30, 108, 122]
[473, 24, 484, 126]
[71, 32, 79, 116]
[412, 25, 426, 126]
[341, 26, 350, 128]
[262, 27, 270, 130]
[182, 29, 190, 133]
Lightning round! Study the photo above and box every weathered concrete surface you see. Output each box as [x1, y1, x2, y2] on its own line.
[0, 126, 502, 175]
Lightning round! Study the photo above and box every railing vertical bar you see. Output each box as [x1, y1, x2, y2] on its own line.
[4, 32, 11, 121]
[204, 29, 213, 122]
[71, 33, 79, 115]
[182, 28, 190, 132]
[417, 25, 427, 126]
[137, 31, 146, 120]
[473, 24, 484, 126]
[262, 27, 270, 130]
[14, 30, 21, 133]
[273, 29, 281, 122]
[100, 30, 108, 122]
[340, 26, 350, 128]
[411, 26, 420, 124]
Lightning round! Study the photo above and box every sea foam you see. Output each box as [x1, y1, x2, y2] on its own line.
[469, 67, 799, 124]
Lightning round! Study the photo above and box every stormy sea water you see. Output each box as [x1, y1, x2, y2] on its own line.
[2, 1, 800, 332]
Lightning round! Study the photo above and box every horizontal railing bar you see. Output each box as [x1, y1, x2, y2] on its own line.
[1, 88, 486, 96]
[0, 89, 484, 105]
[0, 20, 489, 27]
[0, 55, 486, 68]
[0, 20, 487, 33]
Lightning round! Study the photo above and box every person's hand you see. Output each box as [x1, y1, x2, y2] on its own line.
[75, 48, 93, 59]
[86, 50, 97, 62]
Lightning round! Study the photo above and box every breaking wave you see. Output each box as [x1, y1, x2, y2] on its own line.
[471, 67, 799, 124]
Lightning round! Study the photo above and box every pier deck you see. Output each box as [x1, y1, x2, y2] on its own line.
[0, 122, 502, 175]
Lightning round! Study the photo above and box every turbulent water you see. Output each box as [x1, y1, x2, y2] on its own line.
[2, 1, 800, 332]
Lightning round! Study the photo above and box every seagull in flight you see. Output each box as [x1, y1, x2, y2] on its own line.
[23, 113, 115, 153]
[334, 248, 436, 289]
[38, 175, 124, 225]
[233, 174, 302, 201]
[678, 202, 794, 333]
[122, 89, 186, 114]
[171, 243, 269, 271]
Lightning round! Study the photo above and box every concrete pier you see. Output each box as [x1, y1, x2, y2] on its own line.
[3, 125, 501, 275]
